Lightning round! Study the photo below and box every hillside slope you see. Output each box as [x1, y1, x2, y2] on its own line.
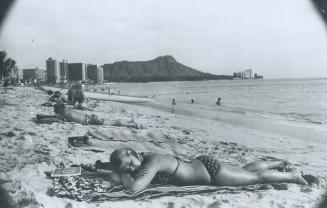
[101, 55, 231, 82]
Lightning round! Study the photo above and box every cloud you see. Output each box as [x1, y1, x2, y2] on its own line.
[0, 0, 327, 78]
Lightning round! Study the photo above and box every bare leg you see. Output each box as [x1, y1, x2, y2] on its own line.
[242, 160, 288, 172]
[212, 165, 308, 186]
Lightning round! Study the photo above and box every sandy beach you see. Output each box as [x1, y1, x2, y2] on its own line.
[0, 86, 326, 208]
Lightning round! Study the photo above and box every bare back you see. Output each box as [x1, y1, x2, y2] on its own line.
[138, 154, 211, 186]
[63, 110, 87, 124]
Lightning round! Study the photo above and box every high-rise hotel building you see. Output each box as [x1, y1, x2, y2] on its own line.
[23, 67, 45, 82]
[86, 64, 103, 83]
[59, 60, 69, 82]
[46, 58, 104, 83]
[67, 63, 87, 81]
[46, 58, 60, 84]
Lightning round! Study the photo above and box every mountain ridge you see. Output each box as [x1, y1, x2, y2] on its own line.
[101, 55, 232, 82]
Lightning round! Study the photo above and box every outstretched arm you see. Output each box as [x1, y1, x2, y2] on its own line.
[128, 160, 159, 192]
[100, 170, 134, 186]
[120, 173, 134, 187]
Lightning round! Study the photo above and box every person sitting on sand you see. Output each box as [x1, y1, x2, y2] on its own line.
[54, 102, 103, 125]
[72, 88, 88, 109]
[67, 86, 76, 104]
[108, 148, 308, 193]
[67, 84, 89, 109]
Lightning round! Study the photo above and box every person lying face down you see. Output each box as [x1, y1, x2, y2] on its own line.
[54, 102, 104, 125]
[109, 148, 308, 193]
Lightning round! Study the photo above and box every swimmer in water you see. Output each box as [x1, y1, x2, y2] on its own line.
[216, 97, 221, 105]
[172, 98, 176, 105]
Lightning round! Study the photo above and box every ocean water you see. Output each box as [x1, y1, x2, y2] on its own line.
[102, 78, 327, 139]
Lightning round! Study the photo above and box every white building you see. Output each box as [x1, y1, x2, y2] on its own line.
[242, 69, 254, 79]
[46, 58, 60, 84]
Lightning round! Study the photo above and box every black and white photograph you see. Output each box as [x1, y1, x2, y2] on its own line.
[0, 0, 327, 207]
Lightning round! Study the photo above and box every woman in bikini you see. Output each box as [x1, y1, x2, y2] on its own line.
[109, 148, 308, 193]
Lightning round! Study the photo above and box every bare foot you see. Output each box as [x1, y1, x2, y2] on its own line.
[293, 172, 309, 185]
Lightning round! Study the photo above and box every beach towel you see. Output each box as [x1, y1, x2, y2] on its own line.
[41, 102, 55, 107]
[33, 114, 63, 124]
[33, 117, 64, 124]
[48, 170, 289, 202]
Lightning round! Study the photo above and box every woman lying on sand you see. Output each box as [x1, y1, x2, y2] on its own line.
[109, 148, 308, 193]
[54, 102, 104, 125]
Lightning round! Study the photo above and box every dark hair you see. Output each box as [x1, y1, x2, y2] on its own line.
[73, 89, 85, 103]
[47, 90, 54, 95]
[110, 148, 139, 171]
[54, 91, 61, 98]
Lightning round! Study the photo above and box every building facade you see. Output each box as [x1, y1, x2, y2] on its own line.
[59, 60, 69, 82]
[46, 58, 60, 84]
[86, 64, 103, 83]
[67, 63, 86, 81]
[242, 69, 254, 79]
[23, 68, 45, 82]
[233, 69, 263, 79]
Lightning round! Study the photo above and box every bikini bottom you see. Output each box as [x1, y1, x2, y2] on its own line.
[85, 114, 104, 125]
[196, 155, 221, 180]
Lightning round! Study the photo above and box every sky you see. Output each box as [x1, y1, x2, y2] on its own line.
[0, 0, 327, 79]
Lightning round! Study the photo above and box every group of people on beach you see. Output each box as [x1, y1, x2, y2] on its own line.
[38, 83, 104, 125]
[37, 84, 309, 194]
[39, 83, 144, 127]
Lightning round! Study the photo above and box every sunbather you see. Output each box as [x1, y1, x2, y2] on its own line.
[54, 102, 104, 125]
[109, 148, 308, 193]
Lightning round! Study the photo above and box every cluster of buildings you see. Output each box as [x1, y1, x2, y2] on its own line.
[21, 60, 264, 84]
[22, 58, 104, 84]
[233, 69, 263, 80]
